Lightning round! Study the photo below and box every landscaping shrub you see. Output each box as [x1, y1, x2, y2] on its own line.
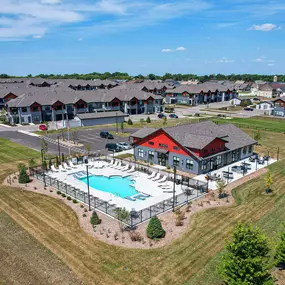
[90, 211, 101, 226]
[61, 193, 66, 198]
[83, 214, 87, 217]
[129, 231, 143, 242]
[127, 118, 133, 125]
[57, 191, 61, 195]
[146, 216, 165, 239]
[18, 166, 30, 184]
[67, 196, 71, 201]
[73, 199, 78, 203]
[80, 204, 84, 208]
[146, 116, 151, 123]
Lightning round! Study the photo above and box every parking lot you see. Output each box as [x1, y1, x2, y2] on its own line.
[48, 127, 138, 153]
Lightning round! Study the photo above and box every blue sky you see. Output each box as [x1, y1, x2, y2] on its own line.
[0, 0, 284, 76]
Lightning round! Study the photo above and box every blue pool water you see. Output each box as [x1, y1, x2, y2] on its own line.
[79, 175, 138, 198]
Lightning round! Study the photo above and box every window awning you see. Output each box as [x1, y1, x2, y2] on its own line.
[156, 148, 169, 154]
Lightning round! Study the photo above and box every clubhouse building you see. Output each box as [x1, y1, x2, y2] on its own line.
[130, 121, 256, 175]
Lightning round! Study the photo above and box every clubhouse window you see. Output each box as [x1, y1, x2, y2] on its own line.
[138, 148, 144, 158]
[186, 159, 193, 170]
[173, 156, 180, 167]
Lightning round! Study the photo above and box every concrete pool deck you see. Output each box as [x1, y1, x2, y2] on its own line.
[47, 163, 198, 212]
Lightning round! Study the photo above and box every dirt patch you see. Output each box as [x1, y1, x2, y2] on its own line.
[4, 168, 266, 249]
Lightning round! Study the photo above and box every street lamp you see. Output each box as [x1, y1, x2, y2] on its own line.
[41, 148, 46, 188]
[172, 166, 177, 212]
[57, 135, 61, 160]
[86, 164, 91, 211]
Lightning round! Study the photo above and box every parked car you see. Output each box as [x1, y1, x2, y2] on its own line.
[100, 131, 114, 139]
[117, 142, 131, 150]
[169, 114, 178, 119]
[244, 107, 254, 111]
[157, 113, 166, 119]
[39, 124, 47, 131]
[105, 143, 122, 152]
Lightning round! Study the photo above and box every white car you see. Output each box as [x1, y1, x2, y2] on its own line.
[117, 142, 131, 150]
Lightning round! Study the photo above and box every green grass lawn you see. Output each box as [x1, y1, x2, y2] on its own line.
[214, 117, 285, 133]
[1, 131, 285, 285]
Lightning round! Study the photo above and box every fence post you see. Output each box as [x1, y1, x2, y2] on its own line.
[141, 210, 143, 223]
[163, 200, 165, 212]
[149, 206, 151, 218]
[57, 180, 59, 190]
[105, 202, 108, 213]
[65, 183, 67, 194]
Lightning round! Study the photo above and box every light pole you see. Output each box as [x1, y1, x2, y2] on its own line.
[86, 165, 91, 211]
[172, 166, 176, 212]
[57, 135, 61, 161]
[41, 148, 46, 188]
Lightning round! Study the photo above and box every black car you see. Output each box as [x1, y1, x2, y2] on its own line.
[100, 131, 114, 139]
[169, 113, 178, 119]
[157, 113, 166, 118]
[105, 143, 122, 152]
[244, 107, 254, 111]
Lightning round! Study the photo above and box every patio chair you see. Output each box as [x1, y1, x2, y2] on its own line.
[97, 161, 104, 169]
[113, 161, 122, 169]
[127, 165, 135, 173]
[58, 165, 67, 172]
[63, 162, 71, 170]
[68, 161, 77, 168]
[106, 160, 114, 167]
[157, 175, 167, 183]
[152, 173, 161, 181]
[51, 165, 59, 172]
[119, 164, 129, 171]
[148, 172, 156, 179]
[110, 161, 119, 168]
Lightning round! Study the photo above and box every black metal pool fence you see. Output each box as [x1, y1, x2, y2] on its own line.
[30, 167, 207, 227]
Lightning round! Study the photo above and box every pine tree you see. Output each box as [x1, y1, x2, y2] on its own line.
[61, 153, 65, 163]
[218, 223, 274, 285]
[90, 211, 101, 227]
[146, 216, 165, 239]
[275, 223, 285, 266]
[48, 159, 52, 170]
[264, 170, 273, 193]
[127, 118, 133, 125]
[18, 166, 30, 184]
[146, 116, 151, 123]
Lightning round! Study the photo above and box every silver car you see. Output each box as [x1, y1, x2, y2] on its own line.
[117, 142, 131, 150]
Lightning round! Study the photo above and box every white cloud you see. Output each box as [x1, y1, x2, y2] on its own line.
[78, 37, 83, 41]
[161, 48, 173, 53]
[253, 57, 275, 63]
[216, 57, 234, 63]
[33, 35, 43, 39]
[268, 63, 275, 66]
[249, 23, 281, 31]
[176, 46, 186, 51]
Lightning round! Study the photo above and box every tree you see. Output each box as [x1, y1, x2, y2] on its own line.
[264, 170, 273, 194]
[61, 129, 65, 141]
[146, 116, 151, 123]
[146, 216, 165, 239]
[17, 163, 27, 172]
[43, 160, 47, 171]
[71, 131, 78, 144]
[40, 137, 48, 154]
[115, 208, 130, 232]
[90, 211, 101, 227]
[254, 130, 261, 143]
[120, 121, 124, 132]
[216, 179, 227, 198]
[127, 118, 133, 125]
[217, 223, 274, 285]
[84, 144, 91, 153]
[162, 116, 167, 127]
[28, 158, 36, 174]
[148, 73, 156, 80]
[275, 223, 285, 267]
[18, 166, 30, 184]
[1, 107, 6, 122]
[61, 153, 65, 163]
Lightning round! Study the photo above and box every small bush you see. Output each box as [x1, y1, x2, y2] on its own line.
[146, 116, 151, 123]
[61, 193, 66, 198]
[166, 165, 171, 170]
[18, 167, 30, 184]
[114, 232, 119, 240]
[146, 216, 165, 239]
[57, 191, 61, 195]
[73, 199, 78, 203]
[129, 231, 143, 242]
[83, 214, 87, 217]
[80, 204, 84, 208]
[127, 118, 133, 125]
[150, 162, 153, 165]
[67, 196, 71, 201]
[84, 208, 88, 212]
[90, 211, 101, 226]
[176, 215, 183, 226]
[49, 190, 53, 193]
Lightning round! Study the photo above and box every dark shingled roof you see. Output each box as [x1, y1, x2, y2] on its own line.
[131, 121, 256, 153]
[76, 111, 127, 120]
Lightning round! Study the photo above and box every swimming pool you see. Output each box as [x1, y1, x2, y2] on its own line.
[79, 175, 138, 198]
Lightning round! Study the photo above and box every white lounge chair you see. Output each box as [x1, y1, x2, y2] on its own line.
[148, 172, 156, 179]
[106, 160, 114, 167]
[68, 161, 77, 168]
[152, 173, 161, 181]
[58, 165, 67, 172]
[114, 161, 122, 169]
[119, 164, 129, 171]
[63, 162, 71, 170]
[98, 161, 105, 168]
[157, 175, 167, 183]
[92, 161, 99, 169]
[51, 165, 59, 172]
[127, 165, 135, 173]
[110, 161, 119, 168]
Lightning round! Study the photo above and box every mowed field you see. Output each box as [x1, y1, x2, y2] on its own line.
[1, 129, 285, 285]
